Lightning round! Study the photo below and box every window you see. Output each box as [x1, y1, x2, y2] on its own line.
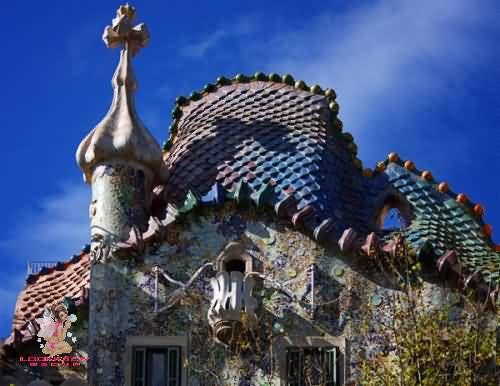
[286, 347, 338, 386]
[132, 346, 181, 386]
[275, 337, 344, 386]
[126, 336, 187, 386]
[216, 242, 253, 273]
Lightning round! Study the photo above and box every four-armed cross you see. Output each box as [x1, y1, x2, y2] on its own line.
[102, 3, 149, 57]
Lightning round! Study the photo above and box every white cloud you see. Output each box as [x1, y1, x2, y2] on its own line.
[0, 183, 90, 262]
[180, 17, 257, 58]
[253, 0, 496, 164]
[158, 0, 487, 175]
[165, 0, 499, 172]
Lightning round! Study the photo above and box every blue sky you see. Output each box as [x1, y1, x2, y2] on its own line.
[0, 0, 499, 338]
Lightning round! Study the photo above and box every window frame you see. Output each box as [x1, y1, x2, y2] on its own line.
[126, 336, 188, 386]
[274, 336, 346, 386]
[216, 242, 254, 273]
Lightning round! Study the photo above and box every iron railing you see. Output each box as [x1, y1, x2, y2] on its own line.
[26, 261, 58, 276]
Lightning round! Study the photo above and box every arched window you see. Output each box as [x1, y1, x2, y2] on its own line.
[216, 242, 253, 274]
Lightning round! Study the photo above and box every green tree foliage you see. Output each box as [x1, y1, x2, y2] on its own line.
[358, 235, 498, 386]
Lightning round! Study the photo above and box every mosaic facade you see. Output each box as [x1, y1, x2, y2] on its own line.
[87, 204, 490, 385]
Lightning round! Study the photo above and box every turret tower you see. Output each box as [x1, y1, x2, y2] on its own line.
[76, 4, 165, 260]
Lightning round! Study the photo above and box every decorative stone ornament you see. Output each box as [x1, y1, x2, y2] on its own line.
[421, 170, 433, 181]
[375, 161, 386, 172]
[473, 203, 485, 216]
[208, 271, 258, 345]
[456, 193, 469, 204]
[76, 4, 165, 252]
[89, 233, 112, 263]
[387, 152, 399, 162]
[404, 160, 415, 170]
[483, 224, 493, 237]
[208, 243, 258, 344]
[370, 293, 383, 307]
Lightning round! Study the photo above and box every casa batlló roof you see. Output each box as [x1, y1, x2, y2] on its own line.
[159, 73, 499, 287]
[6, 72, 500, 347]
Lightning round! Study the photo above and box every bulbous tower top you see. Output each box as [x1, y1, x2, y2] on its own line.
[76, 4, 165, 184]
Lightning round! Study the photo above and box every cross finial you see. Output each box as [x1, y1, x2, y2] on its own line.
[102, 3, 149, 57]
[76, 3, 166, 186]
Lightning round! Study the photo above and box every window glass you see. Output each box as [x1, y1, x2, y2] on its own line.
[133, 348, 145, 386]
[149, 350, 166, 386]
[168, 347, 181, 386]
[132, 346, 181, 386]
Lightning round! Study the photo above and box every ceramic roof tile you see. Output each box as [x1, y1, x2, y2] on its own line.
[380, 163, 500, 286]
[162, 79, 365, 238]
[146, 76, 500, 288]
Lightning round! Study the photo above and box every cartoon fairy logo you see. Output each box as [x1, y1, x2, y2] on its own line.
[35, 299, 77, 356]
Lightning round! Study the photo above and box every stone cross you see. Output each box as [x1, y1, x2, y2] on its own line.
[102, 3, 149, 57]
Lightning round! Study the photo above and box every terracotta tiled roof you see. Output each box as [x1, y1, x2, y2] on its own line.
[5, 252, 90, 346]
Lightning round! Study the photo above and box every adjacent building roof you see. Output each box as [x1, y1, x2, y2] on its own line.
[5, 251, 90, 347]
